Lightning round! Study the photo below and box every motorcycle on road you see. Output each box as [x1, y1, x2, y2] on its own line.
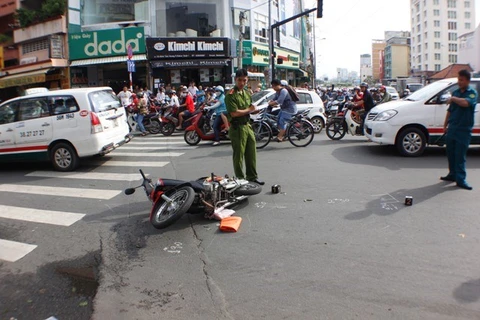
[125, 169, 262, 229]
[184, 106, 229, 146]
[126, 103, 161, 134]
[326, 102, 365, 140]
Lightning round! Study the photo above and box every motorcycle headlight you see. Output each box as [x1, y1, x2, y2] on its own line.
[374, 110, 398, 121]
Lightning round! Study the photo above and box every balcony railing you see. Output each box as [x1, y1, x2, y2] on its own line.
[14, 15, 67, 43]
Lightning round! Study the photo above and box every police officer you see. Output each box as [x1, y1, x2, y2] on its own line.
[441, 69, 478, 190]
[225, 69, 264, 185]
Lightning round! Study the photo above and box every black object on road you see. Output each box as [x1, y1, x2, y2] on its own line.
[405, 196, 413, 206]
[271, 185, 281, 194]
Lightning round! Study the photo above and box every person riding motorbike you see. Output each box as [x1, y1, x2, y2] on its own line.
[206, 86, 229, 146]
[355, 82, 375, 131]
[176, 88, 196, 130]
[378, 86, 392, 104]
[135, 92, 148, 136]
[268, 79, 298, 142]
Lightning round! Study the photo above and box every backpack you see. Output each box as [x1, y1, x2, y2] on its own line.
[285, 86, 300, 102]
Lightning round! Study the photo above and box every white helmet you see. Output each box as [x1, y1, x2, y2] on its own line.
[280, 80, 289, 86]
[215, 85, 224, 93]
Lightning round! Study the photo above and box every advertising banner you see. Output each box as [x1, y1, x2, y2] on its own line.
[146, 38, 230, 59]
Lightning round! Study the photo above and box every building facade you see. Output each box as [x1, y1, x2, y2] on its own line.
[372, 40, 386, 82]
[384, 32, 411, 79]
[458, 24, 480, 72]
[410, 0, 476, 73]
[0, 1, 69, 100]
[360, 54, 372, 81]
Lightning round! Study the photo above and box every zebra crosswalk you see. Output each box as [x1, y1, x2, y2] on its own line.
[0, 134, 197, 262]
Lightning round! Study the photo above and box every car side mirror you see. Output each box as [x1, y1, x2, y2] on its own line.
[439, 93, 451, 104]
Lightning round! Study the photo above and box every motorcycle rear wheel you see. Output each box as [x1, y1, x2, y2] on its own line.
[326, 121, 347, 140]
[287, 120, 315, 147]
[161, 122, 175, 136]
[184, 130, 201, 146]
[147, 119, 161, 134]
[251, 121, 272, 149]
[150, 186, 195, 229]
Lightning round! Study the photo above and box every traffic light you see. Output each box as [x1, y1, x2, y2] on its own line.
[317, 0, 323, 18]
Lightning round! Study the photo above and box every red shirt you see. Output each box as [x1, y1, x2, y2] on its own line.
[353, 92, 364, 103]
[185, 95, 195, 113]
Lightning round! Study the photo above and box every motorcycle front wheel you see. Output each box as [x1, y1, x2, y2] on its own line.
[184, 130, 201, 146]
[326, 120, 347, 140]
[161, 122, 175, 136]
[150, 186, 195, 229]
[147, 119, 161, 134]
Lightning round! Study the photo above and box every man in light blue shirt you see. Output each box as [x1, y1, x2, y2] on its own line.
[268, 79, 298, 142]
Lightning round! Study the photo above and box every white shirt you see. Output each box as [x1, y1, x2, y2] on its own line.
[156, 92, 166, 103]
[117, 91, 132, 107]
[168, 95, 180, 107]
[188, 86, 198, 97]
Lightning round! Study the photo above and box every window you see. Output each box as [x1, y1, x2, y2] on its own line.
[417, 24, 421, 32]
[448, 22, 457, 30]
[83, 0, 148, 25]
[425, 42, 428, 50]
[435, 64, 441, 71]
[465, 12, 471, 18]
[448, 32, 457, 41]
[0, 102, 18, 124]
[466, 23, 471, 29]
[89, 91, 121, 113]
[465, 1, 470, 8]
[18, 98, 50, 121]
[254, 13, 268, 43]
[448, 11, 457, 19]
[424, 32, 428, 39]
[434, 9, 440, 16]
[418, 55, 422, 63]
[47, 96, 80, 115]
[448, 43, 458, 52]
[425, 64, 428, 70]
[417, 34, 422, 42]
[434, 0, 439, 4]
[448, 54, 457, 63]
[417, 14, 421, 23]
[423, 10, 427, 18]
[435, 53, 441, 60]
[424, 21, 428, 28]
[434, 20, 440, 27]
[434, 31, 441, 38]
[298, 93, 312, 104]
[425, 54, 428, 61]
[418, 44, 422, 53]
[22, 39, 49, 54]
[435, 42, 441, 49]
[447, 0, 456, 7]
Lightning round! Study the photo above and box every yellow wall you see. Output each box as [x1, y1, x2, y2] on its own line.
[390, 45, 410, 78]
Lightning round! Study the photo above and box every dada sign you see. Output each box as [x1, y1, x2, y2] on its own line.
[69, 27, 146, 60]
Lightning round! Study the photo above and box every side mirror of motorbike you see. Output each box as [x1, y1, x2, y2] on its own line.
[124, 188, 136, 195]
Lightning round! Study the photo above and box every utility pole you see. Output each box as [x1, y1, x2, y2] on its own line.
[238, 11, 246, 70]
[268, 0, 272, 83]
[312, 13, 316, 88]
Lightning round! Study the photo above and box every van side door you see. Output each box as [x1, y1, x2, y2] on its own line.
[14, 97, 53, 147]
[0, 101, 19, 153]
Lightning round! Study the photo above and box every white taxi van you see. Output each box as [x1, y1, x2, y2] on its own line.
[365, 78, 480, 156]
[0, 87, 131, 171]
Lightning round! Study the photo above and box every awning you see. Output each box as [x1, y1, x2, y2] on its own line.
[297, 69, 309, 77]
[0, 69, 50, 89]
[151, 59, 229, 68]
[70, 54, 147, 66]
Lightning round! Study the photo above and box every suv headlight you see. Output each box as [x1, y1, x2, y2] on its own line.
[374, 110, 398, 121]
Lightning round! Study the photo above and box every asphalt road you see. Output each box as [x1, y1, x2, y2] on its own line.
[1, 132, 480, 320]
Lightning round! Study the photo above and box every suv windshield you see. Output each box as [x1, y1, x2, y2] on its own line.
[88, 90, 121, 113]
[405, 80, 454, 101]
[252, 90, 271, 103]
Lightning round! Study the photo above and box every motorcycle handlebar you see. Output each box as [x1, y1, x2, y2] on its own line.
[139, 169, 147, 180]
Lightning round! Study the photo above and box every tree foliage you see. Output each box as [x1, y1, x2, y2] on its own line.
[16, 0, 66, 28]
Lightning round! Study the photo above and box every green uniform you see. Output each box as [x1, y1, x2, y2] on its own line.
[225, 87, 258, 181]
[445, 86, 478, 184]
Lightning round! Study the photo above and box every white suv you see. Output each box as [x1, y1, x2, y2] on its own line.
[365, 78, 480, 157]
[251, 89, 327, 133]
[0, 87, 131, 170]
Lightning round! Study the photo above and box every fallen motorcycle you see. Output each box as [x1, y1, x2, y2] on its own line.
[125, 169, 262, 229]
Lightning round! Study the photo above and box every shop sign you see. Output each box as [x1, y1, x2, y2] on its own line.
[0, 73, 46, 89]
[239, 41, 269, 66]
[275, 48, 300, 69]
[69, 27, 145, 60]
[50, 35, 64, 59]
[151, 59, 229, 68]
[146, 38, 230, 59]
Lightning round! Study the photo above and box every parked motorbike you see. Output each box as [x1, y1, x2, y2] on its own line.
[124, 169, 262, 229]
[126, 104, 161, 134]
[325, 102, 365, 140]
[184, 106, 229, 146]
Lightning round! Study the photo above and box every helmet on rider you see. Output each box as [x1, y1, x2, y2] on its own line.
[354, 86, 360, 91]
[137, 92, 144, 98]
[215, 85, 224, 94]
[280, 80, 289, 86]
[360, 82, 368, 88]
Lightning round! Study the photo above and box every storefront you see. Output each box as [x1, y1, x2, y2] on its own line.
[146, 37, 234, 88]
[68, 27, 148, 93]
[273, 47, 302, 86]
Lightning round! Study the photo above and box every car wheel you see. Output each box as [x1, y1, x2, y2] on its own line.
[396, 127, 426, 157]
[50, 142, 79, 171]
[310, 116, 325, 133]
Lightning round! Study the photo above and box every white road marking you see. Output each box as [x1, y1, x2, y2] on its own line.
[119, 146, 196, 150]
[0, 205, 85, 226]
[108, 152, 184, 157]
[128, 141, 187, 145]
[0, 184, 121, 200]
[27, 171, 145, 181]
[84, 160, 169, 167]
[137, 136, 185, 140]
[0, 239, 37, 262]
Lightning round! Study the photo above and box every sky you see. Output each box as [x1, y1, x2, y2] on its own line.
[307, 0, 480, 78]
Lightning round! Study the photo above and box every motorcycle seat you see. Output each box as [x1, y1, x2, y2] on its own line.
[160, 178, 205, 192]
